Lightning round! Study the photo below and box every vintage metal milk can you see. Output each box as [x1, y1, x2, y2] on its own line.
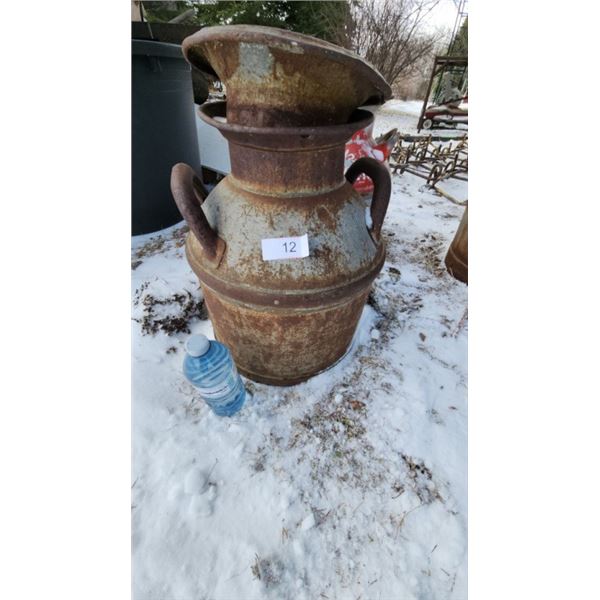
[171, 26, 393, 385]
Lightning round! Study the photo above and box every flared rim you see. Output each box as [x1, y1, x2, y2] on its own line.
[183, 25, 391, 105]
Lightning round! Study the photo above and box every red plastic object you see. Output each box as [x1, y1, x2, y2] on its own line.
[345, 123, 398, 196]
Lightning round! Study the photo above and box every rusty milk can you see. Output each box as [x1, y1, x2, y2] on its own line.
[445, 206, 468, 284]
[171, 26, 392, 385]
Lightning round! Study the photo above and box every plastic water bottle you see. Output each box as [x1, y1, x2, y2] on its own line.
[183, 334, 247, 417]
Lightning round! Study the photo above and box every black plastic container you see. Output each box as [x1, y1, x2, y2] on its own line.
[132, 40, 200, 235]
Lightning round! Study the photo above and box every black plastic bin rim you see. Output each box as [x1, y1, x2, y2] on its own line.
[132, 39, 184, 59]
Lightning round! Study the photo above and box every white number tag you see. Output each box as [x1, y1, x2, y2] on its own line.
[261, 233, 310, 261]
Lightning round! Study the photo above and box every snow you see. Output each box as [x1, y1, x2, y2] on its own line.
[368, 99, 468, 138]
[132, 107, 468, 599]
[381, 99, 425, 117]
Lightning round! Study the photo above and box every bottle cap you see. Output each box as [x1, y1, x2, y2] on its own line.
[185, 334, 211, 357]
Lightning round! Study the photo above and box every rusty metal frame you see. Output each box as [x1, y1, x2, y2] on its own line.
[417, 55, 468, 132]
[389, 134, 468, 192]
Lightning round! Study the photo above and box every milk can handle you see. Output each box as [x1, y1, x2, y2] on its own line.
[345, 157, 391, 242]
[170, 163, 226, 264]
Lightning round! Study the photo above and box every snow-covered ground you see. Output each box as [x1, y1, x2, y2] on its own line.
[371, 99, 467, 139]
[132, 106, 468, 600]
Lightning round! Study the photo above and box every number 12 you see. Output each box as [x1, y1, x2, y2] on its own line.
[283, 241, 297, 253]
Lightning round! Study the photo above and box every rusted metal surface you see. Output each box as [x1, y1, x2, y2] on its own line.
[170, 164, 225, 266]
[445, 206, 468, 284]
[171, 26, 392, 385]
[390, 135, 468, 190]
[172, 110, 387, 380]
[345, 157, 391, 241]
[197, 101, 373, 197]
[182, 25, 391, 127]
[203, 286, 371, 385]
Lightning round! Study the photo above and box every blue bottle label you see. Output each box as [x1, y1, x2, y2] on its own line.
[197, 380, 235, 398]
[195, 364, 239, 399]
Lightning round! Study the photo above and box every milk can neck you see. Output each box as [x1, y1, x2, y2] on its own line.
[227, 141, 346, 196]
[198, 104, 374, 196]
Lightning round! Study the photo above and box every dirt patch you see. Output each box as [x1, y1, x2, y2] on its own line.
[401, 454, 444, 504]
[133, 225, 190, 262]
[251, 554, 285, 587]
[133, 289, 207, 336]
[286, 372, 388, 491]
[413, 232, 447, 277]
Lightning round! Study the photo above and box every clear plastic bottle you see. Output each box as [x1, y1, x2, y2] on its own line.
[183, 334, 246, 417]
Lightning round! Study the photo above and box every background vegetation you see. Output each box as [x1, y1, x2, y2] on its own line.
[141, 1, 465, 100]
